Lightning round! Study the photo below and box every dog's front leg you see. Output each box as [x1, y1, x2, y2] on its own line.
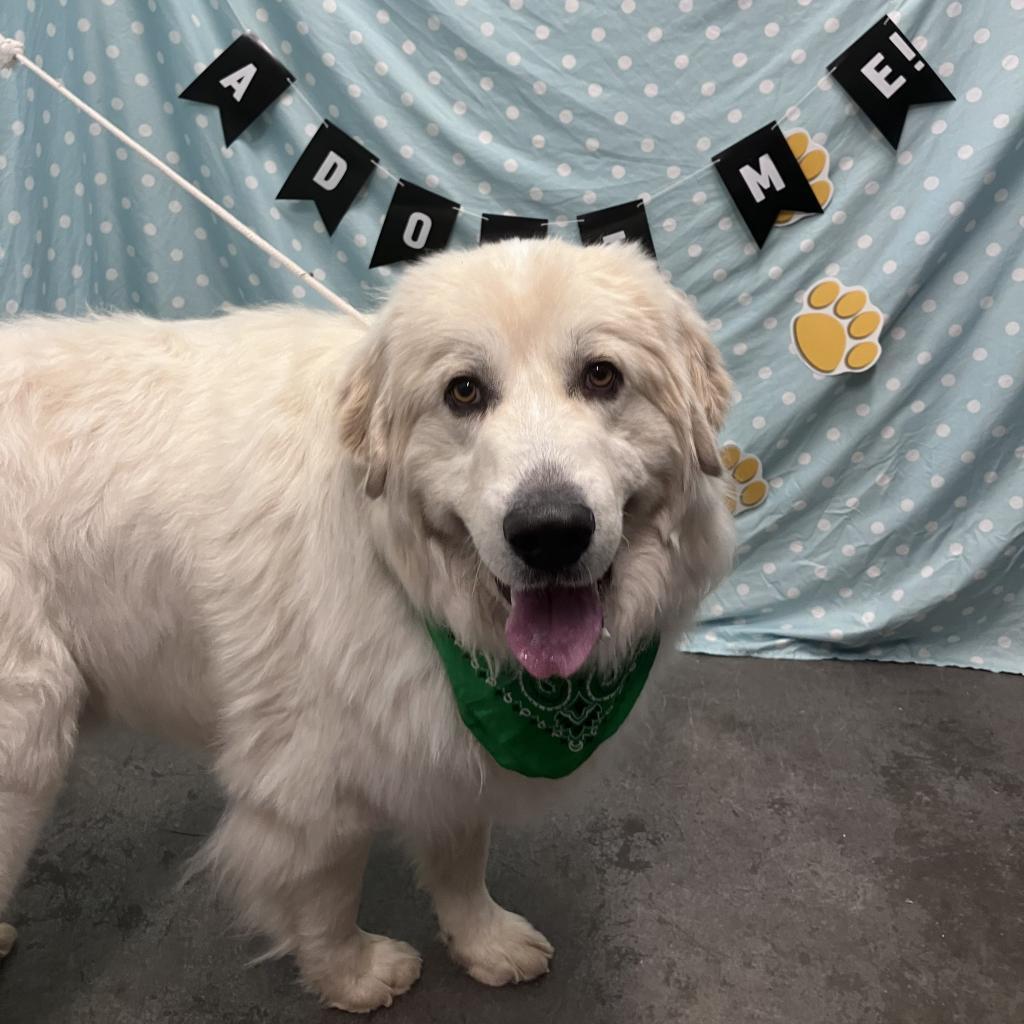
[206, 801, 421, 1012]
[412, 820, 553, 987]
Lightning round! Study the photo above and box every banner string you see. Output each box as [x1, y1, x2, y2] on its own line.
[1, 0, 914, 301]
[219, 0, 909, 224]
[0, 34, 369, 323]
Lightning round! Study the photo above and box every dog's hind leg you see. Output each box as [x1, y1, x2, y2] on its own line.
[199, 800, 422, 1012]
[411, 820, 554, 987]
[0, 610, 84, 919]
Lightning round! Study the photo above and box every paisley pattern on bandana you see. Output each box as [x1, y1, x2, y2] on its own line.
[427, 623, 660, 779]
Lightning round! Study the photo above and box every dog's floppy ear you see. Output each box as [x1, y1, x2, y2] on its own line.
[339, 334, 392, 498]
[673, 293, 732, 477]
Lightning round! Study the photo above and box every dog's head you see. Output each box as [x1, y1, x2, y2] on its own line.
[340, 239, 734, 677]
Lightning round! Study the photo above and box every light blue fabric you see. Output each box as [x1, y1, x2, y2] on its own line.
[1, 1, 1021, 674]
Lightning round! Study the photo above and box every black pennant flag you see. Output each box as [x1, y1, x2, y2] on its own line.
[829, 16, 954, 148]
[369, 181, 460, 269]
[276, 121, 376, 236]
[479, 215, 548, 244]
[180, 35, 294, 147]
[713, 123, 823, 248]
[578, 200, 656, 260]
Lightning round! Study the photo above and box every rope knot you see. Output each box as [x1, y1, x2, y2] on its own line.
[0, 34, 25, 69]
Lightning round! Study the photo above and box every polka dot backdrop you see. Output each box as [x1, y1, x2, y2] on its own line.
[1, 0, 1021, 673]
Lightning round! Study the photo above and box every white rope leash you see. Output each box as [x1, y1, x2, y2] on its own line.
[0, 34, 368, 324]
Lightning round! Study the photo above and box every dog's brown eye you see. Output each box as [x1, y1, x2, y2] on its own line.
[583, 361, 620, 395]
[446, 376, 485, 413]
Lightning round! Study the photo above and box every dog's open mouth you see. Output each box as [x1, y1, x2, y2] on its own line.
[495, 568, 611, 680]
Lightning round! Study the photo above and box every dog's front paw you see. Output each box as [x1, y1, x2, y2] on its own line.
[444, 904, 553, 987]
[308, 931, 422, 1013]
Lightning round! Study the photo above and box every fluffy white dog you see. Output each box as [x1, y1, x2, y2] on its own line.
[0, 239, 733, 1011]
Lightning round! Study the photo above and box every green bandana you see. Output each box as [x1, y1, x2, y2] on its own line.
[427, 623, 660, 779]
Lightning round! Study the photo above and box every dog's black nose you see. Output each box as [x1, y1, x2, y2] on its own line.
[503, 488, 596, 573]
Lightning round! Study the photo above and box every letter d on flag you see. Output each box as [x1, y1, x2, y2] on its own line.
[277, 121, 377, 235]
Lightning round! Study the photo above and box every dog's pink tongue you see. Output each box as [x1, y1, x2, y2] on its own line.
[506, 585, 603, 679]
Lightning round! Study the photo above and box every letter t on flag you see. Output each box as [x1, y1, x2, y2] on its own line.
[277, 122, 377, 235]
[179, 34, 294, 147]
[712, 122, 823, 248]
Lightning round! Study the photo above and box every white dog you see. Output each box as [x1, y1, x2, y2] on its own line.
[0, 239, 733, 1011]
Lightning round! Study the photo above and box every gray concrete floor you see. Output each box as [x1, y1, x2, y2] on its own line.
[1, 653, 1022, 1023]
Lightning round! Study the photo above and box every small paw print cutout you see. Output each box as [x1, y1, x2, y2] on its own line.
[721, 443, 767, 515]
[776, 130, 833, 226]
[792, 278, 884, 376]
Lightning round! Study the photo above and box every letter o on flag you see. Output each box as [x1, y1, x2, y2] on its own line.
[402, 212, 432, 250]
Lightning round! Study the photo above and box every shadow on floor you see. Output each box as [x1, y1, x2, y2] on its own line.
[1, 654, 1022, 1023]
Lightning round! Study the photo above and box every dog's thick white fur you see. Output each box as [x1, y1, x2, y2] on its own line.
[0, 239, 733, 1011]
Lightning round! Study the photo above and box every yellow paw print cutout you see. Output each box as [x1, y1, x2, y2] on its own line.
[776, 130, 834, 226]
[792, 278, 884, 376]
[721, 443, 767, 515]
